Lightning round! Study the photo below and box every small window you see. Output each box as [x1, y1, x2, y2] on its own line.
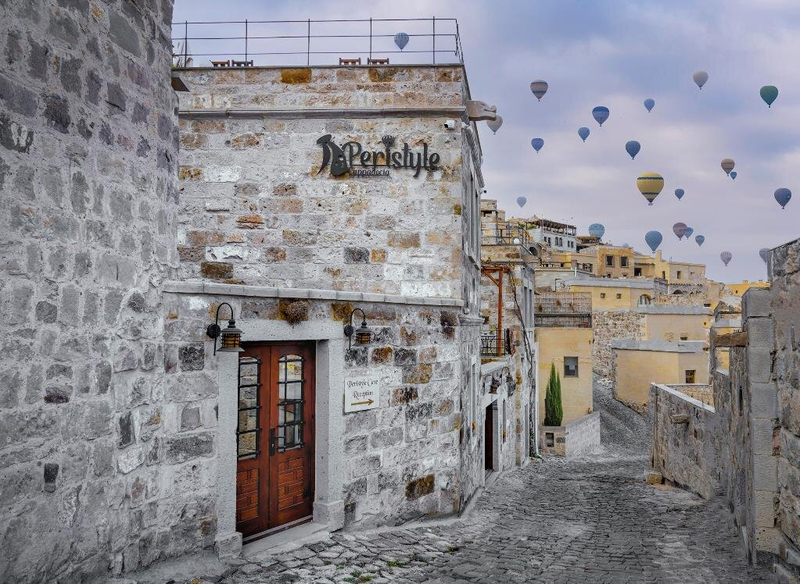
[638, 294, 651, 305]
[680, 336, 688, 341]
[606, 256, 614, 267]
[685, 370, 696, 384]
[600, 293, 606, 299]
[677, 270, 682, 280]
[634, 268, 642, 277]
[564, 356, 579, 377]
[545, 432, 555, 447]
[277, 354, 305, 451]
[237, 356, 261, 460]
[662, 271, 666, 279]
[621, 257, 628, 267]
[616, 293, 622, 300]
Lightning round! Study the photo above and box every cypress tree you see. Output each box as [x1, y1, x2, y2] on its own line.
[544, 362, 564, 427]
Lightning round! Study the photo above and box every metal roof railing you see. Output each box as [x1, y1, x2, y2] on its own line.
[171, 17, 464, 68]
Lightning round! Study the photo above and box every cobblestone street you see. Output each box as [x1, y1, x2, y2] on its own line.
[144, 380, 774, 584]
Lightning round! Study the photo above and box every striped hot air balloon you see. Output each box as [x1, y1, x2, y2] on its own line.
[636, 172, 664, 205]
[721, 158, 735, 176]
[530, 80, 548, 101]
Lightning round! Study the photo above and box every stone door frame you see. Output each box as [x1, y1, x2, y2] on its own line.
[215, 320, 345, 558]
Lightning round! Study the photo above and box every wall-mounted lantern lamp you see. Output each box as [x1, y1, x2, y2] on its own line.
[206, 302, 243, 355]
[344, 308, 372, 349]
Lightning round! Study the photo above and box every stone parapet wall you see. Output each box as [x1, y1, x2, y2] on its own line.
[766, 238, 800, 579]
[0, 1, 179, 581]
[649, 384, 717, 500]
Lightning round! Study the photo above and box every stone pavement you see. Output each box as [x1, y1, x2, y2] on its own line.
[125, 380, 775, 583]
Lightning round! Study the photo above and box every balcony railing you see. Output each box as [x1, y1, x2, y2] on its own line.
[534, 313, 592, 328]
[481, 329, 513, 357]
[171, 17, 463, 68]
[481, 223, 531, 248]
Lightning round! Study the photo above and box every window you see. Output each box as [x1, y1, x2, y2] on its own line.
[662, 271, 666, 279]
[606, 256, 614, 267]
[237, 357, 261, 459]
[621, 257, 628, 267]
[277, 354, 305, 451]
[676, 270, 682, 280]
[564, 356, 579, 377]
[634, 268, 642, 277]
[616, 293, 622, 300]
[600, 293, 606, 299]
[502, 400, 507, 443]
[685, 370, 696, 384]
[638, 294, 651, 305]
[680, 336, 688, 341]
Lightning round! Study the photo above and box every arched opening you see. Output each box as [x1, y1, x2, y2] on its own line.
[638, 294, 652, 305]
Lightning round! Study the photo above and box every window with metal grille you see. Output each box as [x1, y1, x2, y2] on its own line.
[278, 354, 305, 452]
[237, 356, 261, 459]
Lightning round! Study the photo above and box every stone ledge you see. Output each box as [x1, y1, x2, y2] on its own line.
[178, 106, 467, 119]
[162, 280, 464, 308]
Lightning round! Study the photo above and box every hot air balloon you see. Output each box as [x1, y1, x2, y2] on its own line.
[394, 32, 409, 50]
[693, 71, 709, 90]
[645, 231, 663, 253]
[530, 80, 548, 101]
[486, 115, 503, 134]
[720, 251, 732, 266]
[516, 196, 527, 208]
[675, 188, 685, 200]
[684, 227, 694, 238]
[760, 85, 778, 108]
[625, 140, 641, 160]
[592, 106, 610, 127]
[636, 172, 664, 205]
[721, 158, 735, 176]
[730, 171, 737, 180]
[775, 188, 792, 209]
[759, 248, 770, 263]
[644, 98, 655, 112]
[695, 235, 705, 247]
[588, 223, 605, 239]
[672, 222, 687, 240]
[578, 127, 590, 142]
[531, 138, 544, 153]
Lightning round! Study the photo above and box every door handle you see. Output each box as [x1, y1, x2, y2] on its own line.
[269, 428, 276, 455]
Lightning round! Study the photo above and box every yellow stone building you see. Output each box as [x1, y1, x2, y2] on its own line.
[725, 280, 769, 297]
[611, 340, 710, 413]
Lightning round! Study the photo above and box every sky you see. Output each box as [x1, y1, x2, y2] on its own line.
[173, 0, 800, 283]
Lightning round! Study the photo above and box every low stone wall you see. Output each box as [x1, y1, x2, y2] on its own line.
[650, 384, 717, 500]
[540, 411, 600, 457]
[668, 384, 713, 407]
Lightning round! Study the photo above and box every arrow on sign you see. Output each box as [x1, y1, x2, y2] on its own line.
[351, 399, 374, 406]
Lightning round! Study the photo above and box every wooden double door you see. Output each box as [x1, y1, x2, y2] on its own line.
[236, 342, 315, 540]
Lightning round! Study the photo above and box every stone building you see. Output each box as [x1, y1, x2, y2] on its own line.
[0, 0, 183, 581]
[478, 199, 536, 465]
[171, 61, 500, 552]
[0, 4, 518, 581]
[649, 237, 800, 579]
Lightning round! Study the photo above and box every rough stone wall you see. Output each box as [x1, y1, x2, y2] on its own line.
[767, 238, 800, 578]
[0, 1, 181, 581]
[166, 292, 466, 528]
[592, 310, 645, 379]
[649, 384, 717, 499]
[539, 411, 599, 457]
[176, 66, 467, 299]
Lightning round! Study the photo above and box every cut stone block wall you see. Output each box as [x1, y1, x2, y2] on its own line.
[0, 1, 181, 581]
[592, 310, 645, 379]
[650, 384, 717, 500]
[539, 411, 600, 457]
[767, 238, 800, 579]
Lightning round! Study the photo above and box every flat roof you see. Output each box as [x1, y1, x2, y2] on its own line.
[566, 278, 655, 290]
[636, 305, 710, 315]
[611, 339, 707, 353]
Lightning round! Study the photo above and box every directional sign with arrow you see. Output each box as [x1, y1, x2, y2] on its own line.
[344, 374, 380, 413]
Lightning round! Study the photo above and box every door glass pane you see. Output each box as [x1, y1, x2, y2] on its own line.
[237, 356, 261, 460]
[278, 354, 304, 451]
